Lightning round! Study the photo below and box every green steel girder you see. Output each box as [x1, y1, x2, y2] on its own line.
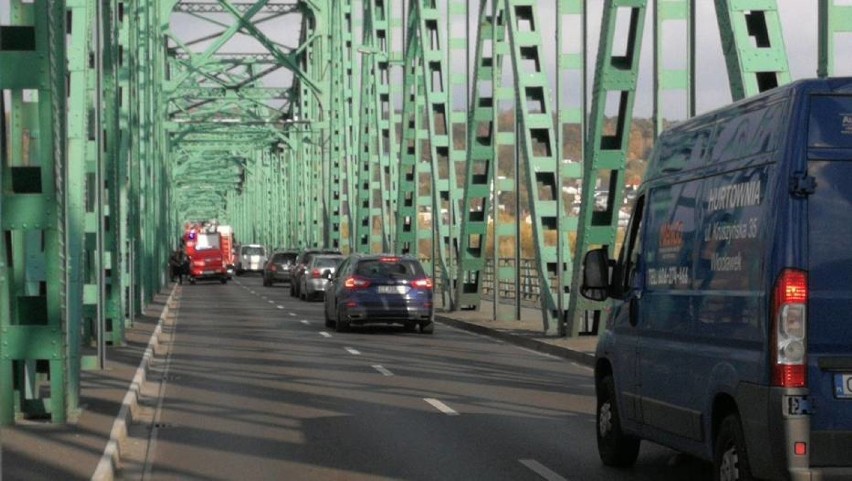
[457, 1, 514, 314]
[327, 0, 356, 251]
[715, 0, 791, 100]
[819, 0, 852, 78]
[654, 0, 694, 135]
[354, 0, 399, 254]
[100, 0, 128, 347]
[504, 0, 569, 333]
[567, 0, 648, 336]
[0, 0, 72, 424]
[170, 87, 293, 101]
[395, 4, 428, 260]
[168, 0, 312, 93]
[416, 0, 460, 307]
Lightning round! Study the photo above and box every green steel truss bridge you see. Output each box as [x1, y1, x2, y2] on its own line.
[0, 0, 849, 423]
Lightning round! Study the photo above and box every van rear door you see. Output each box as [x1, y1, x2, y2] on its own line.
[806, 94, 852, 466]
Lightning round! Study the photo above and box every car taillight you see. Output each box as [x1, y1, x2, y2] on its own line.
[344, 276, 371, 289]
[412, 277, 433, 290]
[269, 265, 277, 272]
[311, 269, 322, 279]
[771, 269, 807, 388]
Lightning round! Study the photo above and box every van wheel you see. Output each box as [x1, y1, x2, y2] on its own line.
[597, 375, 640, 467]
[220, 277, 227, 284]
[714, 414, 753, 481]
[418, 321, 434, 334]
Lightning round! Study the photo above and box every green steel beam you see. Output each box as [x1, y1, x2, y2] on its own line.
[568, 0, 648, 337]
[503, 0, 568, 334]
[819, 0, 852, 78]
[457, 1, 512, 312]
[327, 0, 356, 251]
[654, 0, 694, 135]
[395, 1, 427, 260]
[552, 0, 586, 331]
[0, 0, 73, 424]
[355, 0, 397, 253]
[715, 0, 791, 100]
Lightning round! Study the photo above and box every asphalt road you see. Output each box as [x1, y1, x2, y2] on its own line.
[137, 275, 714, 481]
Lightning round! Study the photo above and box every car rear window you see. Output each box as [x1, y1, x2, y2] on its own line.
[242, 246, 264, 256]
[313, 256, 343, 268]
[355, 259, 423, 279]
[273, 253, 296, 263]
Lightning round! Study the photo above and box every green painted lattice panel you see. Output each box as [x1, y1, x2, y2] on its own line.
[0, 0, 72, 424]
[568, 0, 648, 337]
[715, 0, 791, 100]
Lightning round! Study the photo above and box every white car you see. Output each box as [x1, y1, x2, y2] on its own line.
[236, 244, 267, 275]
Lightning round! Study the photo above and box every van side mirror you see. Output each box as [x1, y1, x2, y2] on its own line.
[581, 248, 611, 301]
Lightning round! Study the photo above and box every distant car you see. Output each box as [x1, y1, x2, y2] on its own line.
[263, 250, 299, 287]
[323, 254, 434, 333]
[290, 248, 342, 298]
[236, 244, 267, 275]
[299, 254, 345, 301]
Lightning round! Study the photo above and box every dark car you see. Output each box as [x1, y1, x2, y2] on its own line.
[323, 254, 434, 333]
[299, 254, 345, 300]
[263, 250, 299, 287]
[290, 248, 342, 298]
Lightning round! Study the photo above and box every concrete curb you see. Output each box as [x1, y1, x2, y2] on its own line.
[435, 314, 596, 368]
[91, 286, 177, 481]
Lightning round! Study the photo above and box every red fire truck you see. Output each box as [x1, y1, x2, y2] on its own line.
[183, 225, 229, 284]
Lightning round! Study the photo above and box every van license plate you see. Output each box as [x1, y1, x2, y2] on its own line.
[834, 374, 852, 398]
[377, 286, 407, 294]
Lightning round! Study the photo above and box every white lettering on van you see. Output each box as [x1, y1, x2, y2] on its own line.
[647, 266, 690, 286]
[706, 179, 761, 212]
[710, 252, 743, 272]
[843, 114, 852, 135]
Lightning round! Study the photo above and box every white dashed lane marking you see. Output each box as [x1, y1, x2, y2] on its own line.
[424, 398, 459, 416]
[300, 320, 310, 325]
[319, 332, 332, 338]
[372, 365, 393, 376]
[518, 459, 569, 481]
[344, 347, 361, 355]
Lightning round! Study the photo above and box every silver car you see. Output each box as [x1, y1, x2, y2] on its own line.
[236, 244, 267, 274]
[300, 254, 344, 301]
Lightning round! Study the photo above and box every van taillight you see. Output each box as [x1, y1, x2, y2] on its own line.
[311, 269, 322, 279]
[771, 269, 808, 388]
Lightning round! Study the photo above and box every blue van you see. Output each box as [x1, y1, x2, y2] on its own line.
[581, 78, 852, 480]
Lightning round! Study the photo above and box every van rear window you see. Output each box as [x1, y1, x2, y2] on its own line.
[808, 96, 852, 149]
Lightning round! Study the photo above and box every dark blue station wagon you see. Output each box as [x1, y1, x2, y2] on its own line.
[323, 254, 434, 334]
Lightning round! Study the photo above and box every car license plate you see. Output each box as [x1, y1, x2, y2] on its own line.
[203, 270, 215, 275]
[834, 374, 852, 398]
[377, 285, 407, 294]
